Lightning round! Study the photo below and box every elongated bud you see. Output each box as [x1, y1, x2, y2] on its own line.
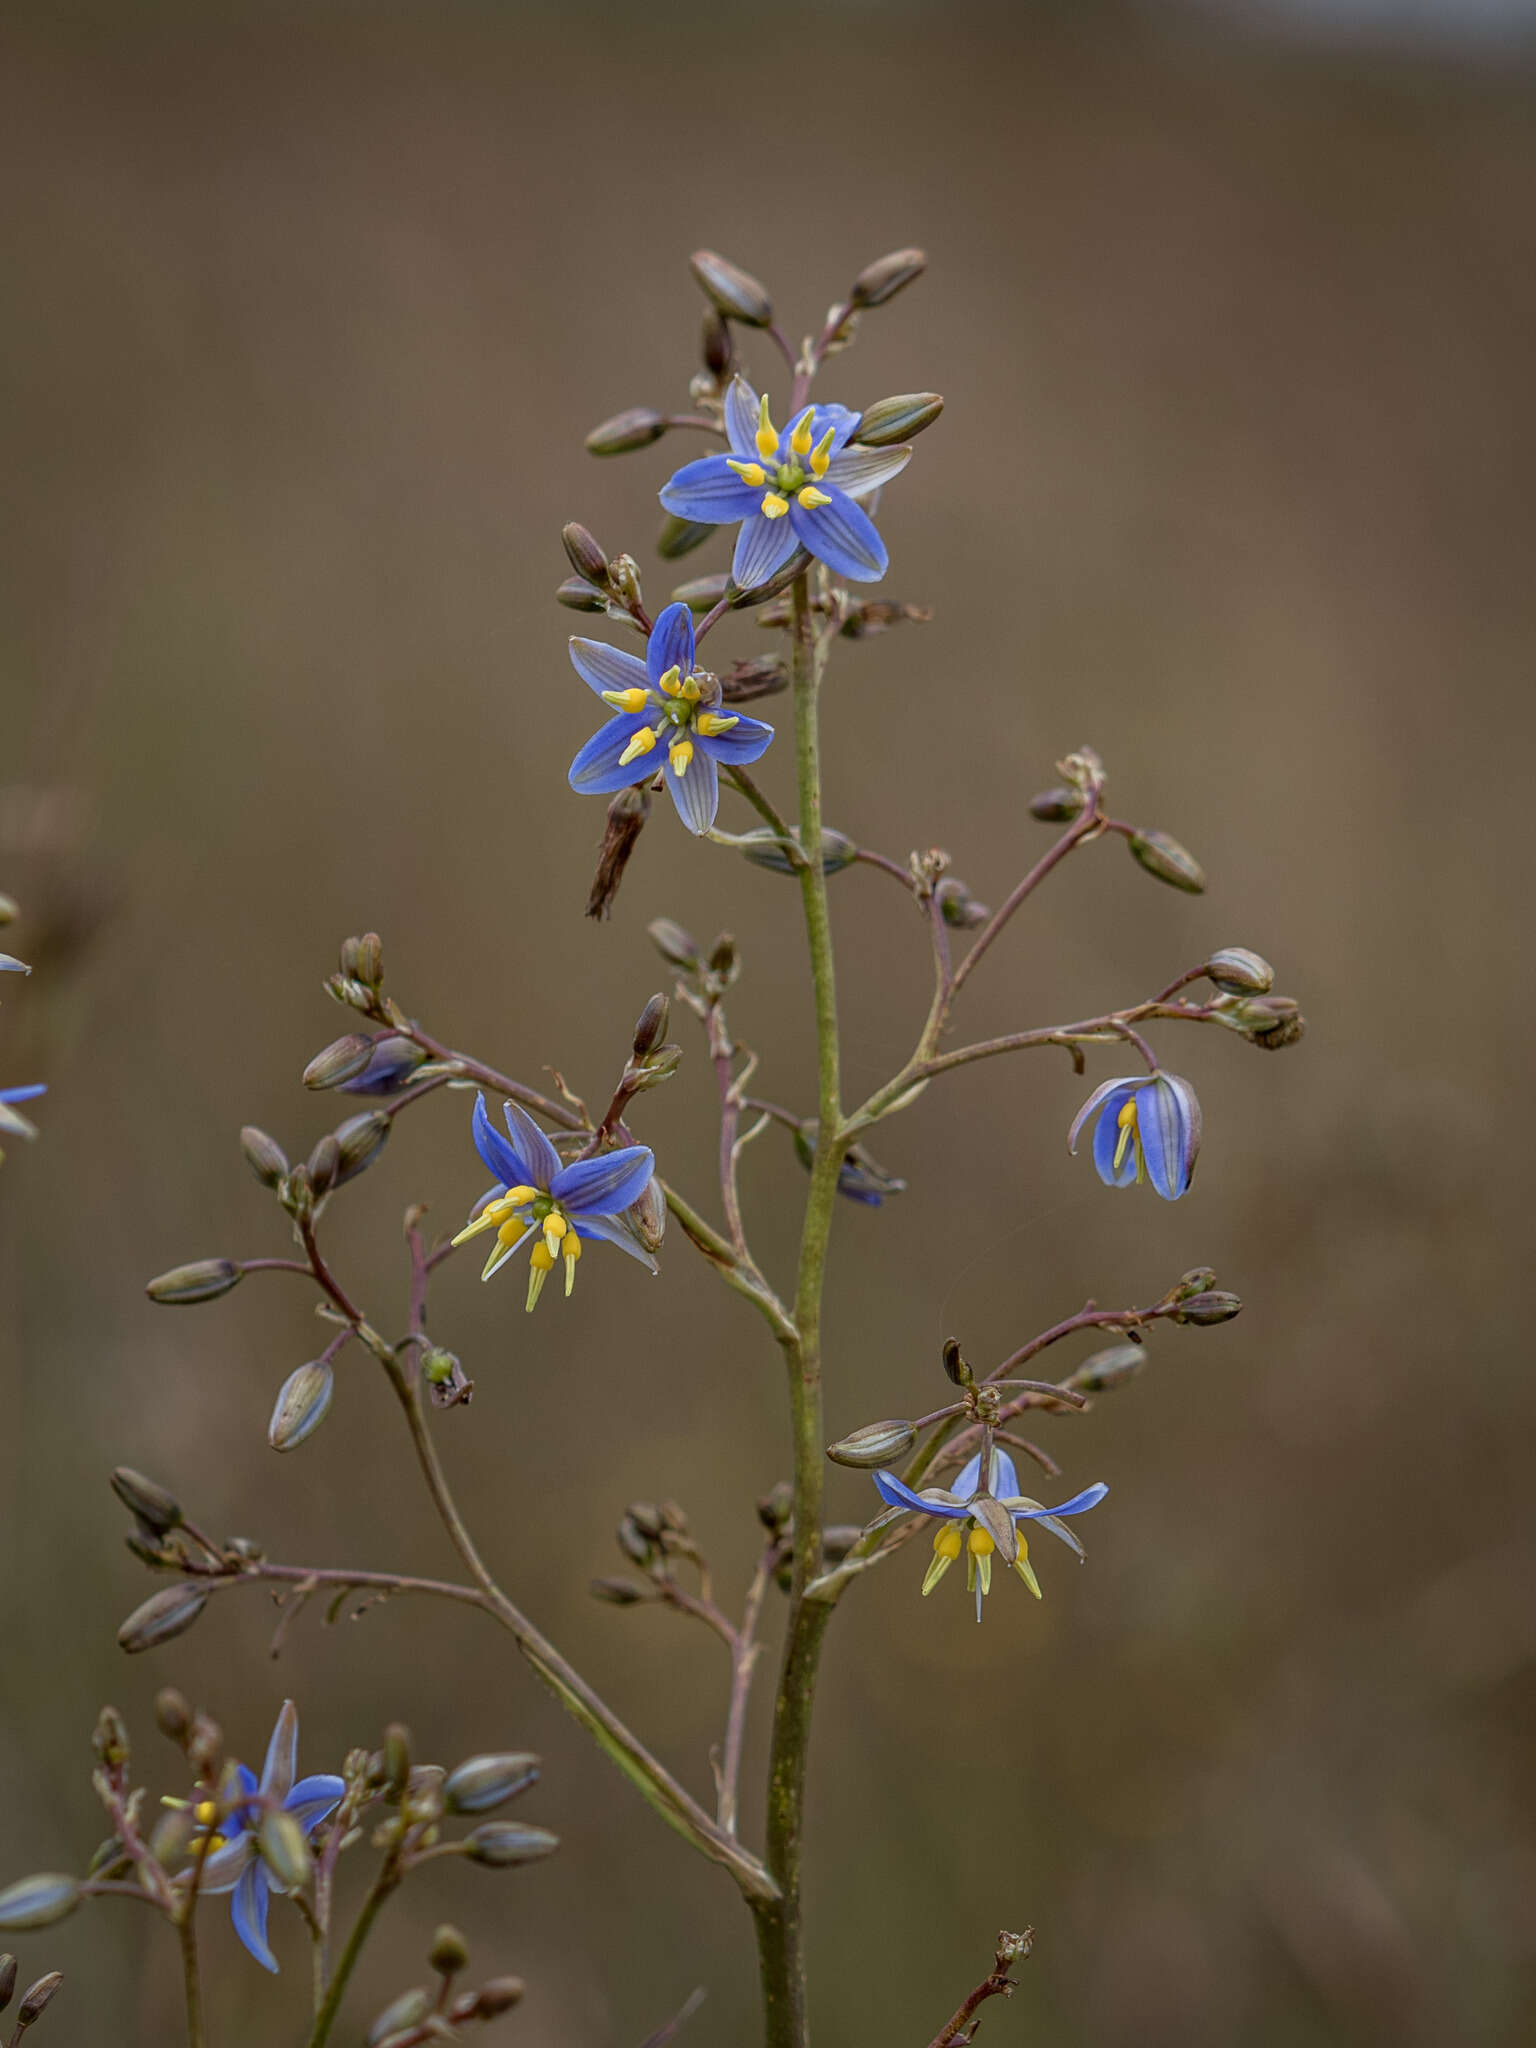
[258, 1808, 312, 1892]
[444, 1753, 540, 1815]
[556, 574, 609, 612]
[616, 1516, 653, 1567]
[0, 894, 14, 926]
[585, 407, 667, 456]
[0, 1879, 79, 1932]
[701, 307, 733, 379]
[1174, 1290, 1243, 1325]
[333, 1110, 391, 1186]
[154, 1688, 191, 1742]
[0, 1955, 14, 2009]
[942, 1338, 974, 1388]
[111, 1467, 183, 1534]
[850, 247, 926, 307]
[1205, 947, 1274, 995]
[146, 1259, 241, 1305]
[671, 571, 732, 612]
[1128, 829, 1206, 893]
[632, 994, 670, 1058]
[647, 919, 700, 971]
[303, 1034, 374, 1089]
[826, 1419, 918, 1468]
[268, 1361, 335, 1451]
[935, 877, 990, 928]
[380, 1723, 412, 1796]
[240, 1126, 289, 1188]
[1028, 785, 1084, 822]
[118, 1584, 208, 1653]
[471, 1977, 526, 2017]
[561, 523, 611, 586]
[341, 933, 384, 988]
[367, 1989, 431, 2045]
[306, 1133, 340, 1198]
[464, 1823, 560, 1868]
[16, 1973, 63, 2029]
[656, 513, 713, 561]
[1064, 1343, 1147, 1393]
[852, 392, 942, 445]
[689, 249, 772, 325]
[430, 1924, 471, 1975]
[719, 654, 789, 702]
[739, 826, 859, 876]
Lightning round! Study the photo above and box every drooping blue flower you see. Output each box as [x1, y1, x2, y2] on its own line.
[659, 376, 911, 589]
[1068, 1071, 1201, 1200]
[871, 1447, 1108, 1622]
[453, 1094, 657, 1310]
[568, 600, 774, 835]
[191, 1700, 344, 1974]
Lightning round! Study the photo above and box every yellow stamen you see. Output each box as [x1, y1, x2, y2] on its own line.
[526, 1239, 556, 1313]
[755, 394, 779, 463]
[670, 739, 694, 777]
[657, 664, 683, 697]
[563, 1230, 582, 1296]
[1013, 1541, 1043, 1599]
[601, 687, 650, 715]
[452, 1195, 522, 1246]
[809, 426, 835, 479]
[1112, 1096, 1139, 1174]
[541, 1212, 568, 1260]
[922, 1521, 964, 1596]
[194, 1800, 219, 1826]
[797, 485, 831, 511]
[967, 1527, 996, 1557]
[680, 673, 702, 701]
[618, 727, 658, 767]
[760, 493, 790, 519]
[790, 410, 814, 458]
[694, 711, 739, 737]
[726, 459, 766, 487]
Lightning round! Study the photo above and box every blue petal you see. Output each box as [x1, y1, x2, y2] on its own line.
[0, 1083, 46, 1104]
[1016, 1482, 1110, 1527]
[552, 1145, 655, 1217]
[198, 1839, 253, 1896]
[723, 376, 760, 459]
[665, 745, 720, 833]
[1140, 1074, 1200, 1200]
[336, 1035, 422, 1095]
[502, 1103, 563, 1189]
[646, 602, 696, 686]
[260, 1702, 298, 1800]
[731, 510, 799, 591]
[569, 638, 650, 700]
[0, 956, 30, 974]
[988, 1448, 1021, 1500]
[789, 486, 887, 582]
[284, 1774, 346, 1834]
[823, 444, 912, 500]
[697, 712, 774, 766]
[660, 456, 759, 522]
[1068, 1075, 1137, 1154]
[952, 1453, 983, 1500]
[231, 1863, 277, 1973]
[809, 401, 860, 454]
[473, 1094, 528, 1189]
[569, 1209, 659, 1271]
[1091, 1087, 1140, 1187]
[568, 711, 656, 796]
[872, 1470, 970, 1520]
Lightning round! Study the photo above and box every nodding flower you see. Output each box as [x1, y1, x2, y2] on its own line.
[871, 1448, 1108, 1623]
[1068, 1071, 1201, 1201]
[568, 601, 774, 835]
[659, 376, 911, 589]
[453, 1095, 657, 1311]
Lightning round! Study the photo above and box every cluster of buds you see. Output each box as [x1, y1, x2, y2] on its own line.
[591, 1499, 700, 1606]
[0, 1954, 62, 2038]
[648, 919, 740, 1009]
[1195, 949, 1306, 1050]
[364, 1923, 526, 2047]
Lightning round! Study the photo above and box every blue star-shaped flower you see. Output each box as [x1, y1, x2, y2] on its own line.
[659, 376, 912, 589]
[453, 1094, 657, 1309]
[1068, 1071, 1202, 1200]
[872, 1447, 1108, 1622]
[568, 600, 774, 835]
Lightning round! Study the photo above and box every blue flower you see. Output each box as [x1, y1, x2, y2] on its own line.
[0, 1081, 45, 1151]
[453, 1094, 657, 1309]
[191, 1700, 344, 1974]
[1068, 1071, 1201, 1200]
[659, 376, 911, 589]
[872, 1448, 1108, 1622]
[568, 601, 774, 835]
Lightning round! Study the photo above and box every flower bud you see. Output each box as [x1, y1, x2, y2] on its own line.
[584, 407, 667, 456]
[444, 1753, 540, 1815]
[145, 1259, 242, 1305]
[464, 1823, 559, 1868]
[671, 571, 732, 612]
[380, 1723, 412, 1796]
[826, 1419, 918, 1468]
[627, 1500, 665, 1538]
[647, 918, 699, 971]
[422, 1347, 474, 1408]
[1128, 829, 1206, 893]
[689, 249, 772, 325]
[719, 654, 789, 703]
[1174, 1290, 1243, 1325]
[0, 1878, 79, 1932]
[606, 553, 644, 609]
[935, 877, 990, 929]
[1028, 786, 1084, 823]
[1064, 1343, 1147, 1394]
[586, 783, 652, 923]
[333, 1110, 391, 1186]
[560, 523, 610, 587]
[303, 1034, 374, 1090]
[589, 1576, 649, 1604]
[188, 1716, 226, 1779]
[1174, 1267, 1217, 1297]
[16, 1973, 63, 2028]
[154, 1688, 191, 1742]
[341, 933, 384, 988]
[729, 548, 811, 606]
[1213, 993, 1305, 1049]
[1205, 947, 1274, 996]
[268, 1361, 335, 1452]
[632, 994, 671, 1057]
[615, 1516, 653, 1568]
[118, 1584, 208, 1653]
[852, 392, 942, 445]
[0, 894, 14, 926]
[240, 1126, 289, 1188]
[92, 1706, 131, 1771]
[0, 1955, 14, 2009]
[656, 513, 713, 562]
[367, 1990, 431, 2045]
[430, 1924, 471, 1975]
[739, 826, 859, 877]
[850, 247, 926, 307]
[305, 1133, 340, 1198]
[700, 307, 733, 379]
[470, 1977, 527, 2018]
[942, 1338, 974, 1388]
[111, 1468, 182, 1534]
[756, 1480, 793, 1532]
[556, 574, 608, 612]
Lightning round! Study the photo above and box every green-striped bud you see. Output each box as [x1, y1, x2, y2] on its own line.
[240, 1126, 289, 1188]
[443, 1753, 540, 1815]
[0, 1878, 80, 1932]
[560, 522, 610, 586]
[671, 571, 732, 612]
[303, 1034, 374, 1089]
[1205, 947, 1274, 995]
[111, 1468, 183, 1534]
[631, 994, 670, 1058]
[852, 392, 943, 446]
[463, 1823, 560, 1868]
[647, 919, 699, 971]
[556, 574, 608, 612]
[258, 1808, 312, 1892]
[1128, 829, 1206, 893]
[268, 1361, 335, 1452]
[366, 1990, 431, 2046]
[689, 250, 772, 325]
[826, 1420, 917, 1468]
[17, 1972, 64, 2027]
[1029, 786, 1084, 823]
[117, 1584, 208, 1654]
[1064, 1344, 1147, 1394]
[739, 826, 858, 876]
[585, 407, 667, 456]
[1174, 1290, 1243, 1325]
[469, 1976, 526, 2017]
[0, 1955, 14, 2009]
[333, 1110, 391, 1186]
[146, 1259, 242, 1305]
[656, 513, 713, 562]
[850, 247, 926, 308]
[429, 1924, 470, 1975]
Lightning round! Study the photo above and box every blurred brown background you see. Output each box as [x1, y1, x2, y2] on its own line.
[2, 1, 1532, 2042]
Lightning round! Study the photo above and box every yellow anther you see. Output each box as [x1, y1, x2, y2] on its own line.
[563, 1230, 582, 1296]
[601, 687, 650, 715]
[657, 665, 683, 697]
[755, 393, 779, 462]
[809, 425, 836, 478]
[761, 493, 790, 519]
[670, 739, 694, 777]
[1013, 1542, 1043, 1599]
[680, 673, 702, 701]
[542, 1212, 568, 1261]
[967, 1526, 996, 1557]
[194, 1799, 219, 1826]
[695, 711, 739, 738]
[497, 1217, 526, 1247]
[1112, 1096, 1140, 1174]
[726, 459, 767, 488]
[452, 1195, 519, 1247]
[525, 1238, 555, 1312]
[618, 727, 658, 768]
[796, 485, 831, 511]
[790, 410, 814, 457]
[933, 1524, 964, 1560]
[503, 1186, 539, 1207]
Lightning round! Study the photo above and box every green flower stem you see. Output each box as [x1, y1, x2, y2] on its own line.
[752, 571, 847, 2048]
[307, 1852, 400, 2048]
